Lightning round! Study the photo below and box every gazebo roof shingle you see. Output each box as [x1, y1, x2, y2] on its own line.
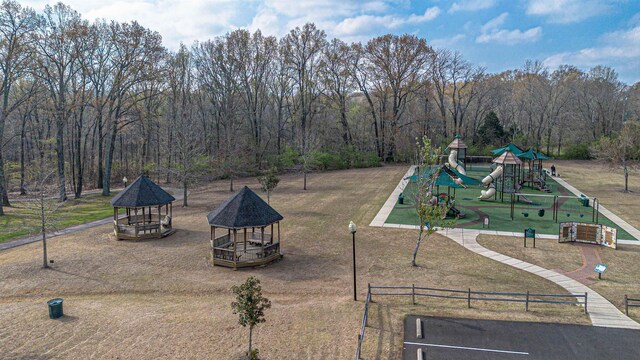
[110, 175, 175, 207]
[207, 186, 283, 229]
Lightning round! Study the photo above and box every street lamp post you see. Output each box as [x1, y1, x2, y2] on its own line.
[349, 221, 357, 301]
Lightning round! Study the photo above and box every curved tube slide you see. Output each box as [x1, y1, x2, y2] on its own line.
[482, 165, 503, 185]
[448, 150, 466, 175]
[479, 165, 502, 200]
[479, 186, 496, 200]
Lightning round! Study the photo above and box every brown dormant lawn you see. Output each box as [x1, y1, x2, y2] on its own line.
[0, 166, 588, 359]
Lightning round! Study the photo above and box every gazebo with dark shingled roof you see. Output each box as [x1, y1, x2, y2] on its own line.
[207, 186, 284, 269]
[110, 175, 176, 240]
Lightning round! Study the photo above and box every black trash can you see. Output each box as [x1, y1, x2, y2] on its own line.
[581, 198, 589, 207]
[398, 193, 404, 205]
[47, 298, 64, 319]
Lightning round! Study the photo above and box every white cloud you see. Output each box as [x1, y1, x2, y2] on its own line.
[407, 7, 441, 24]
[449, 0, 496, 13]
[431, 34, 466, 48]
[334, 6, 441, 37]
[544, 26, 640, 79]
[476, 13, 542, 45]
[477, 27, 542, 44]
[24, 0, 240, 48]
[526, 0, 616, 24]
[481, 12, 508, 32]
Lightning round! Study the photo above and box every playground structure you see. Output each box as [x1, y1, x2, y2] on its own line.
[447, 135, 467, 175]
[517, 148, 550, 192]
[389, 136, 635, 238]
[479, 150, 525, 202]
[479, 165, 502, 200]
[479, 143, 552, 202]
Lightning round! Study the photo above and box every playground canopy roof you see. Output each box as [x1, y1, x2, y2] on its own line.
[493, 151, 523, 165]
[207, 186, 283, 229]
[407, 166, 481, 188]
[447, 135, 468, 149]
[492, 143, 524, 156]
[517, 148, 550, 160]
[110, 175, 175, 208]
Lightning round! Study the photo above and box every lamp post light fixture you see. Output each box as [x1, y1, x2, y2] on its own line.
[123, 176, 128, 188]
[349, 221, 357, 301]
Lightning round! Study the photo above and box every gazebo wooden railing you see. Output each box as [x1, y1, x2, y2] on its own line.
[210, 227, 282, 268]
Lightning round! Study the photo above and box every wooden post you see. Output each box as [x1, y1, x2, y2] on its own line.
[270, 223, 274, 244]
[261, 226, 265, 256]
[244, 228, 247, 253]
[525, 291, 529, 312]
[368, 283, 372, 303]
[625, 295, 628, 316]
[277, 222, 280, 244]
[211, 226, 215, 265]
[233, 229, 237, 263]
[142, 207, 146, 234]
[468, 288, 471, 308]
[584, 292, 588, 314]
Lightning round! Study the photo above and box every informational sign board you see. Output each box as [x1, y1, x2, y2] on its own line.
[558, 222, 617, 249]
[525, 228, 535, 238]
[594, 263, 607, 273]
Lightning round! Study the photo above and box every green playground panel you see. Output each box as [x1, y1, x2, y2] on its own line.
[388, 166, 637, 240]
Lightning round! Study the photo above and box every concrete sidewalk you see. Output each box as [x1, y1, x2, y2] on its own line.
[438, 228, 640, 330]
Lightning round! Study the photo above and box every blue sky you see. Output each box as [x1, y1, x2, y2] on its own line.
[24, 0, 640, 84]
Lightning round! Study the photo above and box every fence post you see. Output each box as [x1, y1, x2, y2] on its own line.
[467, 288, 471, 309]
[584, 292, 588, 314]
[625, 295, 628, 316]
[525, 291, 529, 312]
[368, 283, 372, 303]
[412, 284, 416, 305]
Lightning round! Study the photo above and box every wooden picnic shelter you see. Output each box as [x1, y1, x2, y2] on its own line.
[208, 186, 283, 269]
[110, 175, 176, 240]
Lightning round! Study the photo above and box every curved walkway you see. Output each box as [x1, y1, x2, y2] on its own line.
[438, 228, 640, 330]
[0, 187, 184, 251]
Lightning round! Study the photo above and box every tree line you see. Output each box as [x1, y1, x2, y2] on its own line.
[0, 1, 638, 214]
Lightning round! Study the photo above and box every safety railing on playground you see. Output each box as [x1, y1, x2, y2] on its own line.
[624, 295, 640, 316]
[354, 283, 587, 360]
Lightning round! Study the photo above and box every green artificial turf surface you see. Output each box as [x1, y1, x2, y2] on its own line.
[387, 166, 638, 240]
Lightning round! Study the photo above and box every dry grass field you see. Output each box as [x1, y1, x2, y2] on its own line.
[554, 160, 640, 229]
[0, 166, 591, 359]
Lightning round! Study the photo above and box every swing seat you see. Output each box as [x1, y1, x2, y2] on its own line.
[522, 212, 529, 217]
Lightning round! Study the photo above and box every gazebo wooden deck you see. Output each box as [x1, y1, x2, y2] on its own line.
[207, 186, 283, 269]
[110, 175, 176, 240]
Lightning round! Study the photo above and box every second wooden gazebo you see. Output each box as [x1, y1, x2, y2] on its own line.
[110, 175, 176, 240]
[207, 186, 284, 269]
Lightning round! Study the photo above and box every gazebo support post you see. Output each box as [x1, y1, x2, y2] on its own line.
[244, 229, 247, 253]
[261, 226, 265, 256]
[278, 222, 280, 245]
[134, 208, 139, 237]
[233, 229, 238, 264]
[270, 223, 274, 244]
[211, 226, 215, 265]
[113, 207, 118, 236]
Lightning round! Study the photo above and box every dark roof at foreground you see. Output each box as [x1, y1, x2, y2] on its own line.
[110, 175, 175, 207]
[207, 186, 283, 228]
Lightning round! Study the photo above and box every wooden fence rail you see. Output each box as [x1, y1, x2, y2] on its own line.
[624, 295, 640, 316]
[354, 283, 588, 360]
